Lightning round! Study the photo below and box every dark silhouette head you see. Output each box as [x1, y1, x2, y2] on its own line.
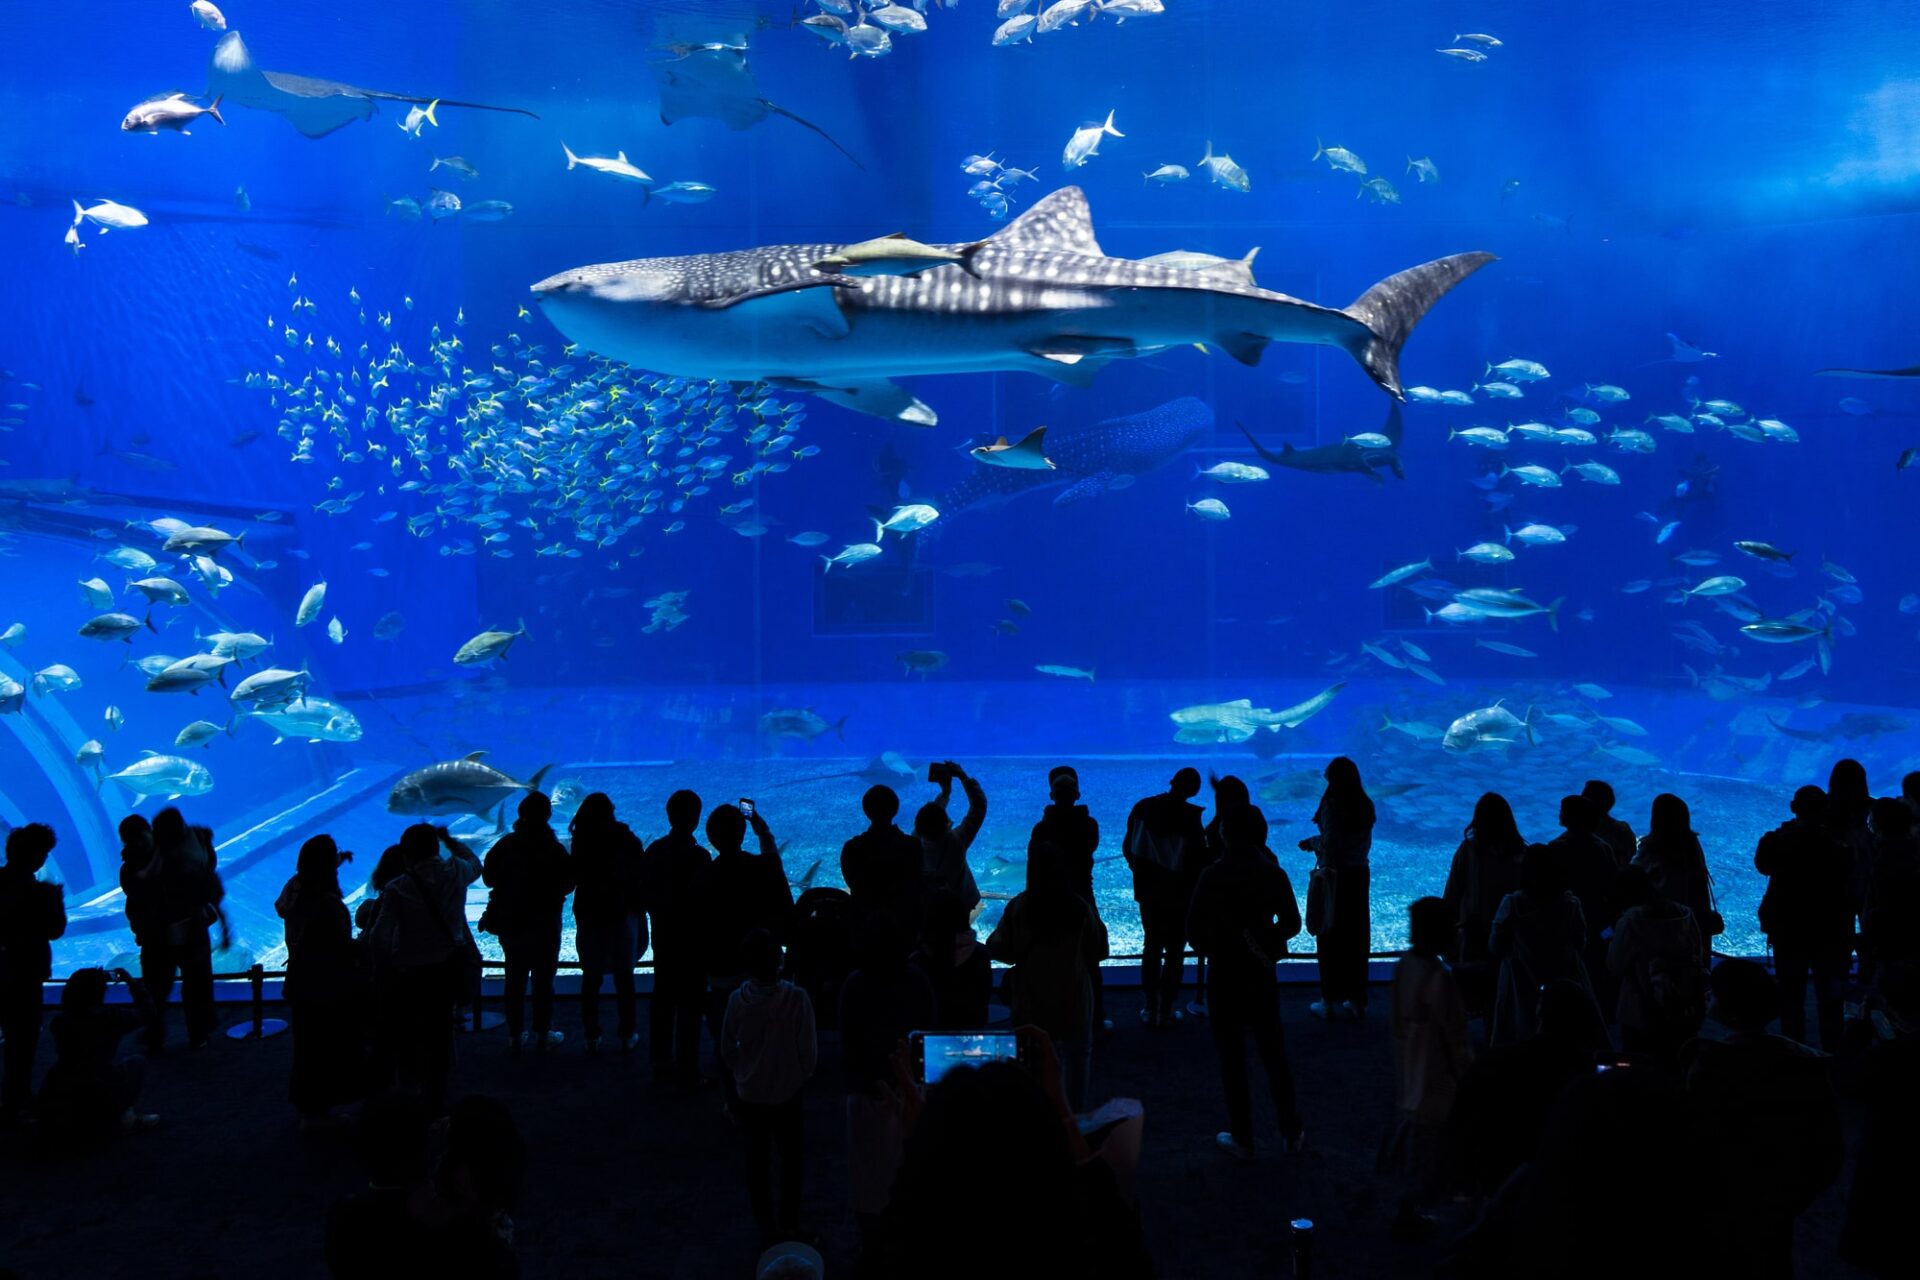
[1210, 774, 1251, 812]
[1708, 958, 1779, 1032]
[1221, 805, 1266, 858]
[1829, 758, 1870, 821]
[1317, 756, 1375, 829]
[665, 788, 702, 832]
[517, 791, 551, 825]
[63, 967, 109, 1012]
[1047, 765, 1079, 805]
[1790, 784, 1827, 820]
[151, 806, 186, 847]
[1408, 895, 1451, 956]
[862, 784, 900, 825]
[1581, 779, 1616, 815]
[1468, 791, 1523, 849]
[4, 822, 56, 872]
[1324, 755, 1363, 790]
[297, 834, 342, 897]
[370, 845, 405, 891]
[707, 804, 746, 853]
[743, 928, 782, 984]
[1521, 842, 1566, 897]
[1904, 771, 1920, 809]
[1558, 794, 1594, 832]
[117, 813, 151, 850]
[1648, 793, 1692, 841]
[1169, 767, 1202, 800]
[400, 823, 440, 864]
[913, 800, 952, 841]
[571, 791, 614, 835]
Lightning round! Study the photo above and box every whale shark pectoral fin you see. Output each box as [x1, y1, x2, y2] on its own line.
[777, 377, 936, 426]
[701, 280, 852, 338]
[1215, 332, 1272, 366]
[1053, 472, 1117, 505]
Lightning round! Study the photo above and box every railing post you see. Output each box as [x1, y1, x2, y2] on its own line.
[223, 962, 288, 1041]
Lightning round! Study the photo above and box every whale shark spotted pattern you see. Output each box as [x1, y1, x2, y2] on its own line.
[531, 187, 1494, 425]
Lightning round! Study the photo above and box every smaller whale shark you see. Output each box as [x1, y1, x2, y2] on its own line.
[1236, 403, 1405, 484]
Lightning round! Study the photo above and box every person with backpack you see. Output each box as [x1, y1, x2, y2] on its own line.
[1606, 865, 1707, 1062]
[986, 841, 1109, 1112]
[639, 790, 712, 1086]
[0, 823, 66, 1121]
[1187, 804, 1305, 1159]
[1754, 785, 1854, 1051]
[481, 793, 575, 1053]
[1124, 768, 1207, 1028]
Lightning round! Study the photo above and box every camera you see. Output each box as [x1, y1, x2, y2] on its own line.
[927, 761, 954, 785]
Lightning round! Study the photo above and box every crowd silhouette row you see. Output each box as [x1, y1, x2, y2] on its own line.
[2, 757, 1917, 1278]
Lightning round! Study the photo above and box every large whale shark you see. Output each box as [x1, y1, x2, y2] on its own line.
[531, 187, 1493, 426]
[940, 397, 1215, 512]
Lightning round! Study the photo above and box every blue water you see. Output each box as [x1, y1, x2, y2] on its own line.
[3, 1, 1918, 971]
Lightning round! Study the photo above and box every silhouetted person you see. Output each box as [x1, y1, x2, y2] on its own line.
[117, 815, 162, 987]
[483, 793, 574, 1052]
[569, 793, 645, 1052]
[1903, 770, 1920, 824]
[986, 841, 1108, 1111]
[1301, 756, 1375, 1020]
[1125, 767, 1206, 1026]
[1383, 897, 1472, 1238]
[909, 890, 989, 1031]
[1489, 845, 1595, 1045]
[1682, 959, 1844, 1279]
[880, 1050, 1152, 1280]
[1829, 758, 1875, 929]
[1605, 865, 1706, 1061]
[841, 911, 934, 1251]
[1188, 805, 1304, 1159]
[1451, 979, 1612, 1198]
[38, 967, 157, 1137]
[326, 1091, 515, 1278]
[1633, 792, 1717, 961]
[1442, 793, 1529, 1018]
[437, 1095, 526, 1263]
[698, 804, 795, 1102]
[1581, 778, 1635, 866]
[639, 789, 711, 1085]
[1842, 962, 1920, 1276]
[916, 761, 985, 915]
[842, 785, 925, 939]
[1547, 795, 1620, 997]
[366, 824, 481, 1110]
[1862, 797, 1920, 985]
[1029, 765, 1104, 1028]
[0, 823, 64, 1121]
[134, 807, 224, 1050]
[723, 929, 817, 1249]
[1755, 784, 1853, 1050]
[1195, 775, 1267, 1020]
[276, 833, 367, 1130]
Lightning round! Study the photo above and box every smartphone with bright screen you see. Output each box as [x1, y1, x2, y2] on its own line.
[911, 1030, 1021, 1085]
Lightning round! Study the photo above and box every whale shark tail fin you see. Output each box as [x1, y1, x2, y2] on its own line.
[1342, 251, 1497, 400]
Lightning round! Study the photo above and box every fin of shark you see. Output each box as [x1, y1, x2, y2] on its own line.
[985, 187, 1106, 257]
[1214, 332, 1271, 366]
[701, 279, 854, 339]
[1340, 251, 1497, 399]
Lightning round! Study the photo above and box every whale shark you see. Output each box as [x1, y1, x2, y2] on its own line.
[531, 187, 1493, 426]
[1236, 402, 1405, 484]
[941, 397, 1214, 512]
[207, 30, 536, 138]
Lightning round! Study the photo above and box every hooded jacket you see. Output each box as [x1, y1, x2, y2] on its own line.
[722, 978, 817, 1106]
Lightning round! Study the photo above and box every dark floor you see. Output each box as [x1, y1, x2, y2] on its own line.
[0, 980, 1868, 1280]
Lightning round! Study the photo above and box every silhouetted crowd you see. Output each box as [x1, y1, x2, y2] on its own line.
[2, 756, 1918, 1278]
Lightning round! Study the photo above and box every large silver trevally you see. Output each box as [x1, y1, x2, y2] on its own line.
[1442, 702, 1536, 752]
[387, 752, 553, 823]
[106, 752, 214, 803]
[246, 695, 363, 744]
[530, 187, 1493, 425]
[454, 620, 527, 666]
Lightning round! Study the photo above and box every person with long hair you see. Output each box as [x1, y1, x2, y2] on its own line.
[1489, 846, 1596, 1045]
[1300, 756, 1375, 1020]
[1442, 793, 1529, 1017]
[986, 841, 1108, 1111]
[276, 833, 367, 1130]
[1633, 793, 1717, 963]
[569, 792, 646, 1052]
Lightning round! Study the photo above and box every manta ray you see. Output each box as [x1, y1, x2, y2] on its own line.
[1236, 402, 1405, 484]
[653, 40, 862, 168]
[530, 187, 1493, 426]
[940, 397, 1214, 512]
[207, 30, 536, 138]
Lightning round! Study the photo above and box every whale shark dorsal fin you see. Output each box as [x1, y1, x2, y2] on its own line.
[986, 186, 1105, 257]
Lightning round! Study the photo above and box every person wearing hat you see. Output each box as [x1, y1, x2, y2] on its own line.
[1029, 765, 1108, 1030]
[1124, 768, 1207, 1028]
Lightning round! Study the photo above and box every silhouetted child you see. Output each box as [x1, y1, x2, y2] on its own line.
[723, 929, 817, 1249]
[1382, 896, 1472, 1238]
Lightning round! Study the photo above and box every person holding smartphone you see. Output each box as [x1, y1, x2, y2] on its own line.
[916, 762, 986, 918]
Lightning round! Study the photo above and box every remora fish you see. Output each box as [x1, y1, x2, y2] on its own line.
[531, 187, 1494, 425]
[387, 751, 553, 823]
